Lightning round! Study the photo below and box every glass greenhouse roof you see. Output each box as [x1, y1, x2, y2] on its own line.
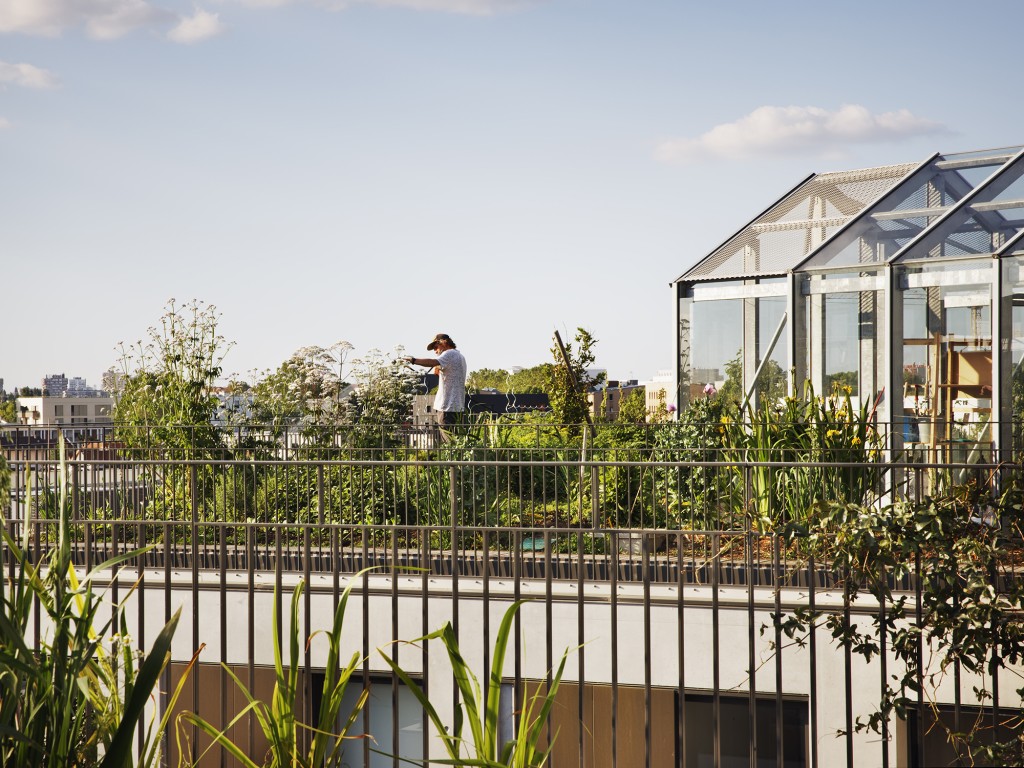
[677, 146, 1024, 283]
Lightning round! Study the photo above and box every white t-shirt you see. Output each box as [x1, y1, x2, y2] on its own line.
[434, 348, 467, 412]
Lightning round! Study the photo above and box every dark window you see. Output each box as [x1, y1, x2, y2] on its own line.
[680, 692, 808, 768]
[542, 682, 807, 768]
[909, 705, 1022, 767]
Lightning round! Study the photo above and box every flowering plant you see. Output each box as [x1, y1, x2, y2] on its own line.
[722, 382, 886, 530]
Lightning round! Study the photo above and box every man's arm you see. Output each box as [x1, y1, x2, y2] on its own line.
[406, 355, 441, 367]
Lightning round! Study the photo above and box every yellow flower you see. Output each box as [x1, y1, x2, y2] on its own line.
[843, 385, 853, 395]
[851, 436, 862, 446]
[826, 429, 841, 439]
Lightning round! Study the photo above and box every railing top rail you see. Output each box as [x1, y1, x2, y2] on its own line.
[3, 456, 1012, 470]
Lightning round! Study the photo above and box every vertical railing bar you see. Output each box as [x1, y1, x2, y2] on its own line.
[162, 518, 174, 759]
[879, 566, 889, 768]
[843, 569, 853, 767]
[248, 522, 256, 755]
[774, 535, 784, 768]
[513, 528, 523, 737]
[273, 523, 284, 745]
[643, 532, 653, 768]
[990, 556, 1001, 754]
[915, 550, 924, 765]
[808, 550, 818, 768]
[746, 525, 756, 768]
[303, 522, 312, 740]
[136, 520, 147, 760]
[391, 511, 400, 768]
[545, 525, 554, 748]
[677, 528, 686, 768]
[611, 532, 619, 768]
[712, 531, 721, 768]
[579, 461, 592, 768]
[450, 464, 460, 713]
[483, 527, 491, 698]
[362, 505, 371, 768]
[190, 463, 200, 762]
[421, 513, 430, 765]
[220, 517, 229, 767]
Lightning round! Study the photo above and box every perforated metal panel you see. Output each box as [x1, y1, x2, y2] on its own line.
[682, 162, 919, 280]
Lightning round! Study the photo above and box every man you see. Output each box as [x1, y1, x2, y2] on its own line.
[406, 333, 467, 428]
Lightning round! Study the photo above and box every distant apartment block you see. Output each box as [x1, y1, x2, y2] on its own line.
[588, 380, 642, 421]
[643, 369, 675, 417]
[42, 373, 104, 397]
[15, 395, 114, 425]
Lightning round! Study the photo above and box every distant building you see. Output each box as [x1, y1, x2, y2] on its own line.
[42, 373, 68, 396]
[42, 373, 104, 397]
[15, 395, 114, 425]
[643, 370, 675, 418]
[588, 380, 643, 422]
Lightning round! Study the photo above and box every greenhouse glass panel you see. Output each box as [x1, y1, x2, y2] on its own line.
[1002, 256, 1024, 456]
[901, 264, 994, 459]
[689, 296, 742, 403]
[757, 294, 788, 401]
[801, 272, 882, 406]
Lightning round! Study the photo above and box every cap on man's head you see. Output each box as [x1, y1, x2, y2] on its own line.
[427, 333, 455, 351]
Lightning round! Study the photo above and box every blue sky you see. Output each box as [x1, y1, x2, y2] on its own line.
[2, 0, 1022, 390]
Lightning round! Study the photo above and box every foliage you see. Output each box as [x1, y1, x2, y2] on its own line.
[178, 578, 367, 768]
[722, 381, 885, 530]
[617, 388, 648, 424]
[717, 350, 787, 408]
[0, 398, 16, 423]
[112, 298, 232, 457]
[548, 328, 602, 435]
[768, 472, 1024, 765]
[0, 438, 183, 768]
[651, 394, 736, 528]
[249, 341, 355, 432]
[381, 601, 568, 767]
[824, 369, 857, 392]
[349, 348, 420, 430]
[468, 365, 554, 395]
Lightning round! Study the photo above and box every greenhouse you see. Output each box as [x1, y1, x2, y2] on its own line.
[674, 145, 1024, 459]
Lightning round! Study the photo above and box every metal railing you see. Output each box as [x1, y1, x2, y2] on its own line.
[3, 453, 1020, 767]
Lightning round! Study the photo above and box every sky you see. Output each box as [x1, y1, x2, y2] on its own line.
[2, 0, 1023, 391]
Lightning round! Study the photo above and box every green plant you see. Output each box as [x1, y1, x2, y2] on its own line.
[112, 298, 232, 459]
[381, 600, 568, 767]
[549, 328, 602, 437]
[177, 577, 367, 768]
[723, 381, 885, 530]
[0, 438, 183, 767]
[767, 471, 1024, 764]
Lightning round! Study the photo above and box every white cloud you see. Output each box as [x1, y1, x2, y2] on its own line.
[656, 104, 948, 164]
[0, 0, 173, 39]
[168, 8, 224, 43]
[0, 61, 59, 88]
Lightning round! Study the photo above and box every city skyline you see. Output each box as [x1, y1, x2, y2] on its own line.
[3, 0, 1022, 388]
